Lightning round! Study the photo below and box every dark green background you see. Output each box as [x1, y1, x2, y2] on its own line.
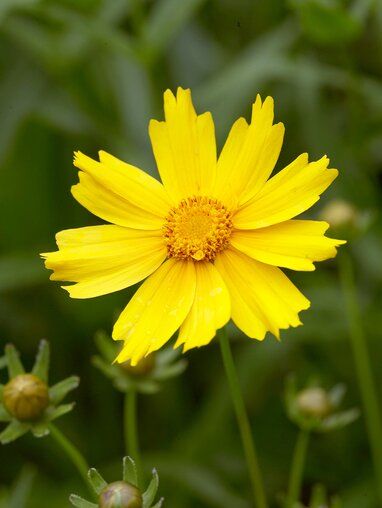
[0, 0, 381, 506]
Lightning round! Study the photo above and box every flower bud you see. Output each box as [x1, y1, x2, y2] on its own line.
[297, 387, 331, 418]
[99, 481, 142, 508]
[121, 354, 156, 377]
[3, 374, 49, 421]
[320, 199, 357, 229]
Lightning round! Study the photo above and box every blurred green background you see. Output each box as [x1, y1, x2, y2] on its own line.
[1, 0, 382, 506]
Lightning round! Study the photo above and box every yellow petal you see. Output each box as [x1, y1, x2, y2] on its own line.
[215, 249, 310, 340]
[214, 95, 284, 206]
[149, 88, 217, 201]
[73, 151, 171, 229]
[41, 225, 166, 298]
[233, 154, 338, 229]
[113, 259, 196, 365]
[230, 220, 346, 271]
[176, 261, 230, 351]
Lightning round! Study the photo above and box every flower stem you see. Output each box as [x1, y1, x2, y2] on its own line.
[218, 328, 268, 508]
[124, 390, 142, 486]
[48, 423, 92, 495]
[286, 429, 310, 507]
[339, 250, 382, 504]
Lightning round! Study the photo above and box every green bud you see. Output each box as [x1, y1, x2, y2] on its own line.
[3, 374, 49, 421]
[121, 354, 156, 377]
[297, 387, 331, 418]
[99, 481, 142, 508]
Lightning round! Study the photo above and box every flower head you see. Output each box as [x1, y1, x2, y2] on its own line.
[92, 331, 187, 394]
[0, 341, 79, 444]
[285, 377, 359, 432]
[69, 456, 163, 508]
[42, 88, 345, 365]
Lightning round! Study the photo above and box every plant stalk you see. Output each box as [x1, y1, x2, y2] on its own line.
[218, 328, 268, 508]
[286, 429, 310, 507]
[124, 390, 142, 486]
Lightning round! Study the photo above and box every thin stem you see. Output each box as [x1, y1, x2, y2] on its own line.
[124, 390, 142, 486]
[286, 429, 310, 507]
[48, 423, 92, 495]
[339, 251, 382, 504]
[218, 328, 268, 508]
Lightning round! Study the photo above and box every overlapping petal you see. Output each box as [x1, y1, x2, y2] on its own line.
[214, 95, 284, 207]
[149, 87, 217, 201]
[72, 151, 171, 230]
[233, 154, 338, 229]
[176, 261, 230, 351]
[41, 225, 167, 298]
[113, 259, 196, 365]
[230, 220, 345, 271]
[215, 249, 310, 340]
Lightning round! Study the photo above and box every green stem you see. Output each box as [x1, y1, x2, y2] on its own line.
[218, 329, 268, 508]
[48, 423, 92, 495]
[286, 429, 310, 507]
[124, 390, 142, 486]
[339, 251, 382, 504]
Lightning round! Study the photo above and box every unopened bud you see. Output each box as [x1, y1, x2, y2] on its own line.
[121, 354, 156, 377]
[3, 374, 49, 421]
[320, 199, 357, 229]
[99, 481, 142, 508]
[297, 387, 331, 418]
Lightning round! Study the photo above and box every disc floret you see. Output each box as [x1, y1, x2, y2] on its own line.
[163, 196, 233, 261]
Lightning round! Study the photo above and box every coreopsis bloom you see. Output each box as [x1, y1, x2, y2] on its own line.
[42, 88, 344, 365]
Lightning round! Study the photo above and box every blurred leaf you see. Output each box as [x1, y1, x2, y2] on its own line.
[49, 376, 80, 405]
[88, 468, 107, 494]
[123, 456, 138, 486]
[5, 343, 25, 377]
[290, 0, 362, 45]
[0, 420, 28, 444]
[144, 0, 207, 56]
[0, 254, 46, 292]
[32, 340, 50, 382]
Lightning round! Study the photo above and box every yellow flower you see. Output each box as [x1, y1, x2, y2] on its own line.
[42, 88, 344, 365]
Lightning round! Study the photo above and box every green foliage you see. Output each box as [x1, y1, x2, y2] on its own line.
[0, 0, 381, 506]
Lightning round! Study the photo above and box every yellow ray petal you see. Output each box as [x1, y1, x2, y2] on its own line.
[113, 259, 196, 365]
[176, 261, 230, 352]
[72, 172, 163, 230]
[149, 87, 217, 201]
[215, 249, 310, 340]
[230, 220, 346, 271]
[73, 151, 171, 229]
[233, 154, 338, 229]
[214, 95, 284, 206]
[41, 225, 166, 298]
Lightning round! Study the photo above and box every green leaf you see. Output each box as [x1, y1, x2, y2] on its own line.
[0, 404, 11, 422]
[30, 422, 50, 439]
[49, 376, 80, 405]
[144, 0, 206, 55]
[0, 357, 6, 369]
[123, 456, 138, 486]
[310, 484, 327, 507]
[142, 469, 159, 507]
[31, 340, 50, 382]
[5, 344, 24, 378]
[0, 421, 29, 444]
[69, 494, 97, 508]
[47, 403, 76, 422]
[88, 468, 107, 495]
[151, 499, 164, 508]
[92, 356, 117, 381]
[319, 408, 360, 432]
[94, 330, 117, 363]
[152, 360, 187, 381]
[292, 0, 362, 45]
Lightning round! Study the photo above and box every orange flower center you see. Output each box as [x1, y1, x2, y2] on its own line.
[163, 196, 233, 261]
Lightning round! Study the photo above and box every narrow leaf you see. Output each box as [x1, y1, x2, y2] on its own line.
[0, 421, 29, 444]
[123, 456, 137, 486]
[69, 494, 97, 508]
[49, 376, 80, 405]
[31, 422, 50, 439]
[5, 344, 24, 378]
[47, 403, 76, 422]
[88, 468, 107, 495]
[0, 404, 11, 422]
[94, 330, 116, 363]
[151, 498, 164, 508]
[32, 340, 50, 382]
[142, 469, 159, 507]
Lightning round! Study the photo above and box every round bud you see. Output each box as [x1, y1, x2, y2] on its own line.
[297, 387, 331, 418]
[320, 199, 357, 229]
[121, 354, 156, 377]
[3, 374, 49, 421]
[99, 481, 142, 508]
